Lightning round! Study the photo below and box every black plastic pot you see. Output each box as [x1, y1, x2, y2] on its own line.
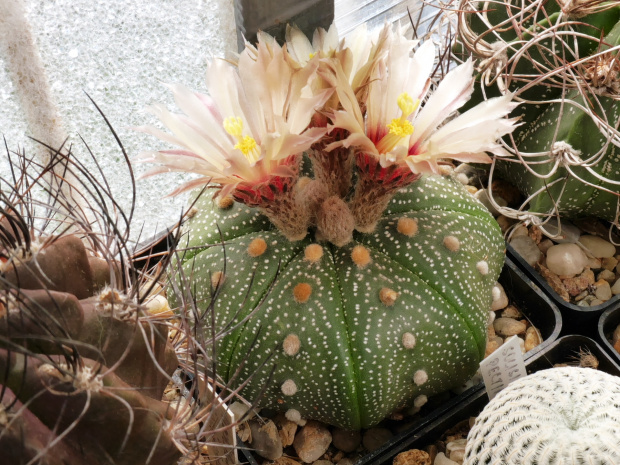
[597, 304, 620, 365]
[507, 242, 620, 337]
[359, 335, 620, 465]
[237, 256, 562, 465]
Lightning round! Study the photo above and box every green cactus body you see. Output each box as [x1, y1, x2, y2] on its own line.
[461, 4, 620, 137]
[181, 174, 504, 429]
[496, 19, 620, 221]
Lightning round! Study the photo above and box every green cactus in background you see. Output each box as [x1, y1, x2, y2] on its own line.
[0, 141, 237, 464]
[457, 0, 620, 223]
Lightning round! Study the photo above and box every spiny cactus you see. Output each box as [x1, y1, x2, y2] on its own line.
[456, 0, 620, 225]
[0, 136, 241, 464]
[464, 366, 620, 464]
[141, 23, 518, 429]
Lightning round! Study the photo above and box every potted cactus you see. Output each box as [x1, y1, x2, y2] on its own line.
[138, 22, 521, 430]
[454, 0, 620, 323]
[0, 139, 243, 464]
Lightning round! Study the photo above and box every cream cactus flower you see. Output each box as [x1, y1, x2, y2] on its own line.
[137, 36, 332, 240]
[325, 27, 519, 232]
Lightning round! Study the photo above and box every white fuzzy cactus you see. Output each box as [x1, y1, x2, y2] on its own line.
[464, 367, 620, 464]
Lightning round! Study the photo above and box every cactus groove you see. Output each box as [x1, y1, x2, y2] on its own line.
[180, 174, 505, 429]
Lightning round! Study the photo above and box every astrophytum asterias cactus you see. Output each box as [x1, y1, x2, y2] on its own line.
[464, 366, 620, 464]
[457, 0, 620, 223]
[142, 23, 517, 429]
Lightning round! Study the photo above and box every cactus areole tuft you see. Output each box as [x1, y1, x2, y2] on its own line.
[180, 174, 504, 429]
[142, 24, 515, 429]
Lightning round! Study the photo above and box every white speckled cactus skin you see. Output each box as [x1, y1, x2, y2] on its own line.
[464, 367, 620, 464]
[179, 172, 504, 430]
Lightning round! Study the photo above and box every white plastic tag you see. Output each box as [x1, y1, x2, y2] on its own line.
[479, 335, 527, 400]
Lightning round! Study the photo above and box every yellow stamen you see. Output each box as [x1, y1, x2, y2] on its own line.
[223, 116, 260, 163]
[223, 116, 244, 137]
[309, 52, 316, 59]
[387, 119, 414, 137]
[376, 93, 420, 155]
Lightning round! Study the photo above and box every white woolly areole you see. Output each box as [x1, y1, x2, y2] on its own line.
[464, 367, 620, 465]
[285, 409, 302, 424]
[402, 332, 416, 349]
[476, 260, 489, 275]
[413, 370, 428, 386]
[281, 379, 298, 396]
[413, 395, 428, 408]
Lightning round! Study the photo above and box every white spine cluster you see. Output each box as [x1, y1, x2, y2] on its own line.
[464, 367, 620, 464]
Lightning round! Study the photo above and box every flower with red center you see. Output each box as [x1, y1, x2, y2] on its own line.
[326, 26, 519, 231]
[137, 35, 333, 240]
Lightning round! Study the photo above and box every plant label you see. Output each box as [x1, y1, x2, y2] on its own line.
[480, 335, 527, 400]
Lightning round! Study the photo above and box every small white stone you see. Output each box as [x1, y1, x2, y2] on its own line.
[546, 243, 588, 277]
[487, 310, 496, 326]
[494, 318, 526, 337]
[611, 278, 620, 295]
[510, 235, 542, 267]
[491, 283, 509, 311]
[595, 281, 612, 301]
[579, 235, 617, 258]
[413, 395, 427, 408]
[434, 452, 459, 465]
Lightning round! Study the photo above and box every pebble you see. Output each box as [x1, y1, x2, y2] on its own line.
[541, 218, 581, 243]
[496, 215, 516, 234]
[597, 269, 616, 284]
[446, 438, 467, 462]
[602, 256, 619, 271]
[587, 257, 602, 270]
[434, 453, 459, 465]
[510, 235, 541, 266]
[546, 243, 588, 277]
[538, 239, 554, 254]
[362, 427, 393, 452]
[337, 460, 354, 465]
[293, 421, 332, 463]
[274, 414, 298, 447]
[612, 278, 620, 295]
[613, 325, 620, 345]
[491, 283, 509, 311]
[331, 428, 361, 453]
[562, 269, 595, 296]
[594, 280, 612, 301]
[249, 419, 283, 460]
[511, 224, 529, 238]
[392, 449, 431, 465]
[524, 326, 542, 352]
[312, 461, 332, 465]
[578, 235, 617, 258]
[501, 305, 522, 319]
[494, 318, 526, 337]
[272, 458, 301, 465]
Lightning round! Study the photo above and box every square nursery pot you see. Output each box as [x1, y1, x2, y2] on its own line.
[357, 335, 620, 465]
[597, 304, 620, 365]
[237, 256, 561, 465]
[507, 242, 620, 337]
